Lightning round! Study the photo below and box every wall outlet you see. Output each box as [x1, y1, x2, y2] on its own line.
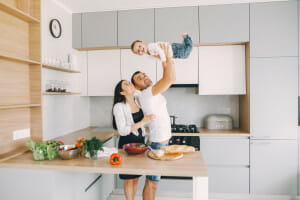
[13, 128, 31, 140]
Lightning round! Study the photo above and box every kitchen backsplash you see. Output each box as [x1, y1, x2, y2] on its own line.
[90, 87, 239, 128]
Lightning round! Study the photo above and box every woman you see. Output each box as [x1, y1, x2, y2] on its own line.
[112, 80, 154, 200]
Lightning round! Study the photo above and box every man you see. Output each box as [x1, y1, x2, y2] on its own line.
[131, 44, 176, 200]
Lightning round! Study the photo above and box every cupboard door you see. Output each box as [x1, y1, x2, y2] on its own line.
[250, 57, 298, 139]
[72, 13, 82, 48]
[250, 140, 297, 195]
[118, 9, 154, 46]
[121, 49, 156, 82]
[208, 166, 249, 193]
[88, 50, 121, 96]
[82, 11, 117, 48]
[198, 45, 246, 95]
[200, 137, 249, 166]
[155, 7, 199, 43]
[250, 1, 298, 57]
[199, 4, 249, 43]
[156, 47, 198, 84]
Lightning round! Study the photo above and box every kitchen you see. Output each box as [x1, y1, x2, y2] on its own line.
[0, 0, 298, 200]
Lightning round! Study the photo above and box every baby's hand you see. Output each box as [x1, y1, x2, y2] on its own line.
[182, 32, 188, 37]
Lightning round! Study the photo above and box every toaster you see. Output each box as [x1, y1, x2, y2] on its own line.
[204, 114, 233, 130]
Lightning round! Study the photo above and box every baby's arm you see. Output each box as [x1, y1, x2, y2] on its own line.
[152, 55, 161, 59]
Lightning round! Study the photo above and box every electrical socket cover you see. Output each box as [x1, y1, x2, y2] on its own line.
[13, 128, 31, 140]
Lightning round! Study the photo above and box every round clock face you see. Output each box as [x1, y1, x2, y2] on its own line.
[49, 19, 62, 38]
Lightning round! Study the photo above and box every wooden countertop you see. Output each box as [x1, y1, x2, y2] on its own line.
[53, 127, 249, 145]
[0, 126, 248, 176]
[0, 150, 208, 177]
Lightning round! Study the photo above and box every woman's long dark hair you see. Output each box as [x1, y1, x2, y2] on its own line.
[112, 80, 126, 129]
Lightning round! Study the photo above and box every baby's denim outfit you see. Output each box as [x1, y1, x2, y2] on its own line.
[171, 35, 193, 59]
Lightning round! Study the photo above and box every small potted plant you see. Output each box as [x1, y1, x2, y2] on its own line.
[83, 137, 103, 160]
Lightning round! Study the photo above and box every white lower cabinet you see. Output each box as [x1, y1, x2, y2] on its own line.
[208, 166, 249, 193]
[201, 137, 250, 194]
[87, 50, 121, 96]
[200, 137, 249, 165]
[250, 140, 298, 195]
[99, 137, 115, 199]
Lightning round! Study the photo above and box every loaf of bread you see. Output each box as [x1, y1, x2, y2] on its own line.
[163, 145, 195, 154]
[154, 149, 165, 158]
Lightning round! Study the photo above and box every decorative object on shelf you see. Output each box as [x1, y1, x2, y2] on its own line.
[49, 18, 62, 38]
[46, 80, 68, 93]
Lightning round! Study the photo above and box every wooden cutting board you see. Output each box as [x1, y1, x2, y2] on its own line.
[147, 151, 183, 161]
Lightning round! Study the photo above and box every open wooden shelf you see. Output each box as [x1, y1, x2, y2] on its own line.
[42, 65, 80, 73]
[43, 92, 81, 95]
[0, 1, 40, 23]
[0, 54, 40, 64]
[0, 104, 41, 110]
[0, 0, 42, 161]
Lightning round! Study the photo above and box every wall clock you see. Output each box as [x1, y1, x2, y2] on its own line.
[49, 19, 62, 38]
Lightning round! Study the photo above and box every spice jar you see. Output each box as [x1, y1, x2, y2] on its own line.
[46, 80, 56, 92]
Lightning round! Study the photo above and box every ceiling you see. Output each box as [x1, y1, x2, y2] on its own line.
[54, 0, 286, 13]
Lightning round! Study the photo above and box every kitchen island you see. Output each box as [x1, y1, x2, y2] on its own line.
[0, 126, 250, 199]
[0, 149, 208, 200]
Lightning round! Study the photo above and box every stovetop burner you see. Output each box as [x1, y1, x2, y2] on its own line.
[171, 124, 200, 133]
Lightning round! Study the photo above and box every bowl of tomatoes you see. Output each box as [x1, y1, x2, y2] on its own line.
[123, 143, 148, 154]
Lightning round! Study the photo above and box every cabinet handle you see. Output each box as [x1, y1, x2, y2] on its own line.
[250, 142, 271, 145]
[250, 136, 270, 139]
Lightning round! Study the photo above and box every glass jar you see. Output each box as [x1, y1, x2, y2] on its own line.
[46, 80, 56, 92]
[33, 149, 45, 161]
[89, 150, 98, 160]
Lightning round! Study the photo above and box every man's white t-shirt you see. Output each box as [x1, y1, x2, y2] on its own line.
[136, 86, 171, 143]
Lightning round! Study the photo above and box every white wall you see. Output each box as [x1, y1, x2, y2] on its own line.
[41, 0, 90, 140]
[90, 88, 239, 128]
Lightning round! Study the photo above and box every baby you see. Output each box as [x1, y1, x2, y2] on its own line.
[131, 32, 193, 67]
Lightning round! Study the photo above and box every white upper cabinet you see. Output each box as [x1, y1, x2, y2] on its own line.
[156, 47, 198, 84]
[120, 49, 157, 83]
[250, 57, 298, 139]
[87, 50, 121, 96]
[198, 45, 246, 95]
[199, 3, 249, 43]
[72, 13, 82, 48]
[155, 7, 199, 43]
[118, 9, 155, 46]
[250, 1, 298, 57]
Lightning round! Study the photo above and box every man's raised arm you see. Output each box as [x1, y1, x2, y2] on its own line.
[152, 44, 176, 96]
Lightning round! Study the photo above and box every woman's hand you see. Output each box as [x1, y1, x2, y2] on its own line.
[142, 114, 156, 124]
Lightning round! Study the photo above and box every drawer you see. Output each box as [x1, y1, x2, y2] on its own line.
[200, 137, 249, 165]
[208, 166, 249, 193]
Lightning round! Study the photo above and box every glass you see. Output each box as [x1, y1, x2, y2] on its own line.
[89, 150, 98, 160]
[46, 80, 56, 92]
[33, 149, 45, 161]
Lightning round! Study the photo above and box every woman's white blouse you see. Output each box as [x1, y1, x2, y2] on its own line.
[113, 102, 145, 137]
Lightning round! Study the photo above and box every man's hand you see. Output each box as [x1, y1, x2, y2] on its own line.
[152, 43, 176, 96]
